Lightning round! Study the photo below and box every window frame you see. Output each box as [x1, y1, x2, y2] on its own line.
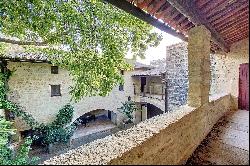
[50, 85, 61, 97]
[51, 66, 59, 74]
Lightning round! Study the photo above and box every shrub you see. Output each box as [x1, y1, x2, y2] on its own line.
[118, 101, 139, 123]
[0, 117, 39, 165]
[34, 104, 76, 146]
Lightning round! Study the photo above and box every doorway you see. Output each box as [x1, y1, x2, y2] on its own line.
[238, 63, 249, 111]
[141, 77, 146, 93]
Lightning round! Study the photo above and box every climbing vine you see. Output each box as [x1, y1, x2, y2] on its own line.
[0, 67, 40, 128]
[37, 104, 76, 146]
[0, 67, 76, 147]
[0, 110, 39, 165]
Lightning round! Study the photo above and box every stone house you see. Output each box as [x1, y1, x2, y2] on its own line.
[1, 51, 169, 138]
[0, 54, 136, 129]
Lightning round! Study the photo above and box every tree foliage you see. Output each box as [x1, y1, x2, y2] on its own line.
[0, 0, 162, 101]
[0, 117, 39, 165]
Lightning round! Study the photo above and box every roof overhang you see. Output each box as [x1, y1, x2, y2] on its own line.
[105, 0, 249, 53]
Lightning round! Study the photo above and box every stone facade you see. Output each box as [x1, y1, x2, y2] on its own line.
[166, 42, 188, 112]
[7, 61, 135, 131]
[165, 37, 249, 111]
[43, 94, 233, 165]
[210, 38, 249, 109]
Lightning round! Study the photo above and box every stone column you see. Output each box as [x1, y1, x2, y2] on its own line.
[141, 104, 147, 121]
[188, 25, 211, 107]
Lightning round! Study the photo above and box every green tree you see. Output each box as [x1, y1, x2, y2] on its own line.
[0, 0, 162, 101]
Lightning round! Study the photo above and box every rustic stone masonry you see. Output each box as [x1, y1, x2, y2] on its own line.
[166, 42, 188, 112]
[187, 25, 211, 107]
[43, 94, 232, 165]
[210, 53, 228, 96]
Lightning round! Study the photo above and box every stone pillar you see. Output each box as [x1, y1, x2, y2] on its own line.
[141, 104, 147, 121]
[188, 25, 211, 107]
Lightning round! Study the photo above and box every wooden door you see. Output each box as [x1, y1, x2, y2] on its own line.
[238, 63, 249, 111]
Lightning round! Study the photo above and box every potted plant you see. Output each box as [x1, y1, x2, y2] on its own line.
[118, 100, 139, 129]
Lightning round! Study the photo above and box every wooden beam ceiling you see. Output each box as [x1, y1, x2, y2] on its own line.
[104, 0, 187, 41]
[166, 0, 230, 52]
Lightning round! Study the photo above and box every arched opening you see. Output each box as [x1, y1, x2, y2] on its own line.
[147, 103, 164, 119]
[72, 109, 117, 141]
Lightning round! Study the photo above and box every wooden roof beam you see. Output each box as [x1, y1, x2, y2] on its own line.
[166, 0, 230, 52]
[104, 0, 187, 41]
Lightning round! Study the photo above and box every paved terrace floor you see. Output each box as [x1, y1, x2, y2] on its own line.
[72, 115, 116, 139]
[187, 110, 249, 165]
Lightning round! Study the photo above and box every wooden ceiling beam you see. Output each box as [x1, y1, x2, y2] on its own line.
[220, 23, 249, 35]
[225, 31, 249, 39]
[223, 29, 249, 39]
[211, 7, 248, 25]
[148, 0, 166, 14]
[227, 34, 248, 44]
[208, 3, 248, 23]
[202, 0, 225, 14]
[104, 0, 187, 41]
[214, 11, 249, 28]
[166, 0, 230, 52]
[206, 0, 248, 18]
[179, 19, 192, 31]
[217, 17, 248, 32]
[195, 0, 211, 9]
[154, 4, 172, 19]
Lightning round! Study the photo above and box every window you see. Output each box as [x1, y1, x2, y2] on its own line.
[119, 84, 124, 91]
[119, 70, 124, 91]
[51, 66, 58, 74]
[51, 85, 61, 97]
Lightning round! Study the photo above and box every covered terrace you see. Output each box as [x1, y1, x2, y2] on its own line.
[43, 0, 249, 165]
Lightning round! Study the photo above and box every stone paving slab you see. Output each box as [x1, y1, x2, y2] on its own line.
[187, 110, 249, 165]
[218, 127, 249, 151]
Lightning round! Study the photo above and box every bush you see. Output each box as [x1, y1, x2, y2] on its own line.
[0, 117, 39, 165]
[40, 124, 76, 145]
[52, 104, 74, 127]
[34, 104, 76, 146]
[118, 101, 139, 123]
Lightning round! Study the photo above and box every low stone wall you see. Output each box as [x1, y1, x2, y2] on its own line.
[43, 94, 233, 165]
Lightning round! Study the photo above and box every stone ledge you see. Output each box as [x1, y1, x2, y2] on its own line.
[43, 94, 232, 165]
[43, 105, 194, 165]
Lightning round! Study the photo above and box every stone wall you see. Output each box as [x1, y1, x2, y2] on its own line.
[166, 42, 188, 111]
[165, 38, 249, 111]
[43, 94, 233, 165]
[146, 76, 163, 95]
[210, 38, 249, 109]
[7, 61, 135, 131]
